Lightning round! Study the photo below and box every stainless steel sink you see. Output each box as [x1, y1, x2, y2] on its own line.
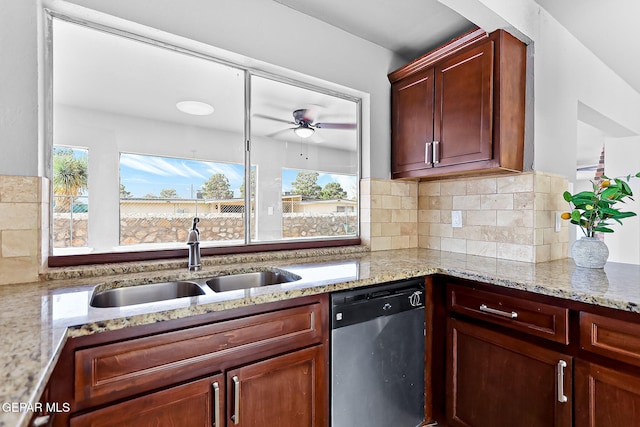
[90, 281, 205, 308]
[206, 269, 301, 292]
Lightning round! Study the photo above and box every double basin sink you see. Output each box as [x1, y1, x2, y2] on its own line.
[90, 269, 301, 308]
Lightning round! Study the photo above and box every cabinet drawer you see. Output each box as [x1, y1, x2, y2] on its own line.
[447, 283, 569, 344]
[580, 311, 640, 367]
[75, 302, 323, 405]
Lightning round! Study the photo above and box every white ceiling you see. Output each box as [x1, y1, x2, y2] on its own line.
[276, 0, 639, 173]
[273, 0, 476, 62]
[535, 0, 640, 95]
[276, 0, 640, 95]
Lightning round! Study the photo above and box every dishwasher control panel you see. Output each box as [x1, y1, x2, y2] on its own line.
[330, 278, 425, 329]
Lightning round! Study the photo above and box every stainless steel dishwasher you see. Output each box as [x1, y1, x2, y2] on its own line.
[330, 278, 426, 427]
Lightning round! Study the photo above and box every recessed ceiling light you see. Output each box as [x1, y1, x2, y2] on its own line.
[176, 101, 214, 116]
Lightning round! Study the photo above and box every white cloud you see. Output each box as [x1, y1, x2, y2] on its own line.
[205, 163, 244, 185]
[120, 154, 170, 176]
[121, 154, 208, 180]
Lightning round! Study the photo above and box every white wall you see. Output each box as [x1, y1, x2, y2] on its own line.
[0, 0, 39, 176]
[6, 0, 638, 181]
[0, 0, 404, 179]
[441, 0, 640, 180]
[604, 137, 640, 264]
[441, 0, 640, 263]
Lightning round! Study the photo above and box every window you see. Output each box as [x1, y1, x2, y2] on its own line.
[50, 15, 359, 261]
[52, 147, 88, 252]
[119, 154, 246, 247]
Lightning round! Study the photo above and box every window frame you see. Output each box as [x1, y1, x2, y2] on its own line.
[45, 11, 361, 267]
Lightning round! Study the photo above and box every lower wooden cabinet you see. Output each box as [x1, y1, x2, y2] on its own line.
[446, 319, 572, 427]
[49, 294, 329, 427]
[69, 375, 221, 427]
[574, 360, 640, 427]
[227, 345, 325, 427]
[438, 277, 640, 427]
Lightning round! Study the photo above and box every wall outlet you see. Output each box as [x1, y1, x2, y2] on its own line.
[452, 210, 463, 228]
[555, 211, 562, 232]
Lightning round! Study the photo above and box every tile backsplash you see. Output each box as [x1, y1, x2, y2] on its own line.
[362, 171, 569, 263]
[360, 178, 418, 251]
[0, 175, 48, 285]
[0, 172, 568, 285]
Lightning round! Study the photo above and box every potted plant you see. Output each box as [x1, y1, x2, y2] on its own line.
[562, 172, 640, 268]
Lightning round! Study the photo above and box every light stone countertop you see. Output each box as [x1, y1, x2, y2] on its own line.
[2, 247, 640, 427]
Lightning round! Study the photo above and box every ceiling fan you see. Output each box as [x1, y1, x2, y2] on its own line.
[255, 108, 356, 139]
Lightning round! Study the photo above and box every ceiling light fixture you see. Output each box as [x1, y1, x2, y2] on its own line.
[294, 124, 315, 138]
[176, 101, 214, 116]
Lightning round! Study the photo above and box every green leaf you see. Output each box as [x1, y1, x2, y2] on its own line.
[593, 226, 614, 233]
[574, 191, 597, 199]
[600, 187, 618, 200]
[612, 211, 637, 219]
[563, 191, 572, 202]
[571, 210, 582, 222]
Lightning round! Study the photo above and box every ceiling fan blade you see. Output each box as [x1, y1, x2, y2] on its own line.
[266, 128, 294, 138]
[314, 122, 357, 130]
[253, 113, 295, 125]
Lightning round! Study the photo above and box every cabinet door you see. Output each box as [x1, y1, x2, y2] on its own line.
[227, 345, 326, 427]
[447, 319, 571, 427]
[391, 67, 435, 175]
[434, 41, 494, 168]
[575, 360, 640, 427]
[69, 374, 223, 427]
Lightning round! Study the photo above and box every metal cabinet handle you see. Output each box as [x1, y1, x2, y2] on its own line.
[212, 382, 220, 427]
[32, 415, 51, 427]
[557, 360, 568, 403]
[479, 304, 518, 319]
[231, 375, 240, 425]
[425, 142, 432, 165]
[433, 140, 440, 164]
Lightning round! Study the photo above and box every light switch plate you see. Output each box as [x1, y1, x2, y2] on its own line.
[452, 210, 462, 228]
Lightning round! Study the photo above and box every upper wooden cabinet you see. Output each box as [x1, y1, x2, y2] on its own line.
[388, 28, 526, 179]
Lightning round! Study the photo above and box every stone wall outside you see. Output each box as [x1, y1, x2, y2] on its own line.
[53, 213, 358, 247]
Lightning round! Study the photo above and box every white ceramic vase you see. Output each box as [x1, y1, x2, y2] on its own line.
[571, 236, 609, 269]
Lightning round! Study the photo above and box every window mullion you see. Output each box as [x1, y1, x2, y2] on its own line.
[244, 70, 252, 245]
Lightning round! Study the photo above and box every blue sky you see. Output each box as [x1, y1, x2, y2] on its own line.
[119, 153, 356, 199]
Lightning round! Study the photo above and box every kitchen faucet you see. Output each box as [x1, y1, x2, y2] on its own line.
[187, 217, 201, 271]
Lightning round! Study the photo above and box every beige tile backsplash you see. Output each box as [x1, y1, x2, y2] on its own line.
[363, 171, 569, 263]
[360, 178, 418, 251]
[0, 172, 568, 285]
[0, 175, 48, 285]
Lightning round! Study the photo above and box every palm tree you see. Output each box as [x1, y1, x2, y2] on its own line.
[53, 148, 88, 212]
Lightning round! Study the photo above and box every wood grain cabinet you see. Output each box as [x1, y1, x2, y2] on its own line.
[50, 294, 328, 427]
[444, 281, 573, 427]
[69, 375, 222, 427]
[226, 345, 325, 427]
[574, 311, 640, 427]
[436, 277, 640, 427]
[447, 319, 572, 427]
[388, 28, 526, 179]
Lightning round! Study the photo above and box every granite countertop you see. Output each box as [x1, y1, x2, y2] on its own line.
[2, 247, 640, 427]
